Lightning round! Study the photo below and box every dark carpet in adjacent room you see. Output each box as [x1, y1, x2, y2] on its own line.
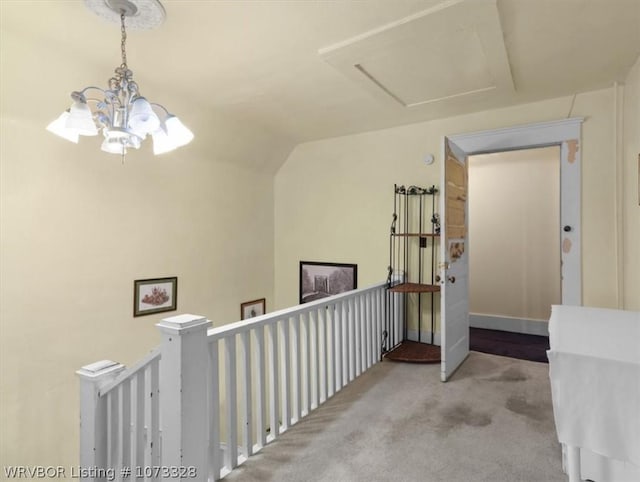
[470, 327, 550, 363]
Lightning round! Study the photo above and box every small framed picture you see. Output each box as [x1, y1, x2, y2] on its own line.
[299, 261, 357, 304]
[134, 277, 178, 317]
[241, 298, 266, 320]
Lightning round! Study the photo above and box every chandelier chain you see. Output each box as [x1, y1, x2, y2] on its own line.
[120, 12, 128, 69]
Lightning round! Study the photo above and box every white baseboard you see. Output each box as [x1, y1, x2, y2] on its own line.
[470, 313, 549, 337]
[407, 329, 441, 346]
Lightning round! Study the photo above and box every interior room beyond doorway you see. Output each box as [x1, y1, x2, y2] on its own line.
[467, 146, 560, 359]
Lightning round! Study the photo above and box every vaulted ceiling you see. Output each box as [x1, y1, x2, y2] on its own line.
[1, 0, 639, 172]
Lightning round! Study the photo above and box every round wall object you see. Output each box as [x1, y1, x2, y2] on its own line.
[84, 0, 166, 30]
[424, 154, 435, 165]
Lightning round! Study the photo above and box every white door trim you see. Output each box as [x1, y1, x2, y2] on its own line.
[447, 117, 583, 306]
[448, 117, 584, 153]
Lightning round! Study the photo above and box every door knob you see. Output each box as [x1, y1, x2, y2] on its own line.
[448, 276, 456, 283]
[563, 225, 572, 232]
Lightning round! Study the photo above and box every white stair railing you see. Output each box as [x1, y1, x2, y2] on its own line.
[77, 281, 394, 481]
[77, 349, 161, 482]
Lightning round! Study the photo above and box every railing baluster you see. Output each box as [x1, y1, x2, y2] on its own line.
[376, 289, 382, 360]
[355, 296, 362, 378]
[359, 295, 365, 376]
[144, 367, 151, 480]
[225, 335, 238, 470]
[376, 288, 383, 360]
[291, 315, 301, 424]
[326, 305, 333, 398]
[121, 378, 131, 479]
[395, 289, 400, 348]
[361, 295, 367, 372]
[367, 291, 376, 369]
[334, 302, 342, 391]
[378, 289, 384, 358]
[363, 293, 370, 370]
[303, 311, 311, 416]
[342, 301, 349, 387]
[354, 296, 360, 378]
[133, 372, 144, 475]
[320, 307, 328, 402]
[281, 318, 291, 430]
[254, 327, 266, 449]
[267, 322, 279, 439]
[240, 331, 253, 458]
[208, 339, 221, 481]
[311, 310, 319, 410]
[349, 297, 356, 381]
[150, 358, 160, 479]
[107, 391, 118, 473]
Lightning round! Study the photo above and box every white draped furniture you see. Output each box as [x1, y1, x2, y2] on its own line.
[547, 305, 640, 482]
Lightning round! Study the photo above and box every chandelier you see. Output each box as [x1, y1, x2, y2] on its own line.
[47, 0, 193, 158]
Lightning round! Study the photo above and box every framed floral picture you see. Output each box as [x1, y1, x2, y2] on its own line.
[134, 277, 178, 317]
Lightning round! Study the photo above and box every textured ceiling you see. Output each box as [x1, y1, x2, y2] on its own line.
[1, 0, 639, 172]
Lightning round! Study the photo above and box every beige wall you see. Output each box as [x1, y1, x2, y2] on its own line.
[468, 147, 561, 321]
[0, 8, 285, 470]
[623, 56, 640, 310]
[275, 88, 620, 315]
[0, 111, 275, 472]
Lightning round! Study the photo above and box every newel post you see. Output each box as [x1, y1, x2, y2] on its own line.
[76, 360, 125, 480]
[157, 314, 210, 480]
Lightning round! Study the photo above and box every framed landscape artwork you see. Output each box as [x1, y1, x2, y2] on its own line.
[299, 261, 357, 304]
[134, 277, 178, 317]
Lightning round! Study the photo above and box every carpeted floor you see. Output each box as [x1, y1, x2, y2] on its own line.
[225, 352, 564, 482]
[470, 327, 550, 363]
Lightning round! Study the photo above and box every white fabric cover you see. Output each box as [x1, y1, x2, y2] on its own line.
[547, 305, 640, 468]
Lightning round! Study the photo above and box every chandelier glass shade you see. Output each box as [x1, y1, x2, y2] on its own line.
[47, 8, 193, 157]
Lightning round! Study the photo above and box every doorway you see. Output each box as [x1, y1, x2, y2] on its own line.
[468, 146, 560, 361]
[440, 117, 583, 380]
[469, 148, 562, 325]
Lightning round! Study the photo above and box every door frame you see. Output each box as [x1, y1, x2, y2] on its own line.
[440, 117, 584, 380]
[446, 116, 584, 306]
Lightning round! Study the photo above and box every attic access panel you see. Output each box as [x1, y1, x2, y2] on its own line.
[319, 0, 514, 108]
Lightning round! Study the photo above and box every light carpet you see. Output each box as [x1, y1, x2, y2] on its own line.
[225, 351, 565, 482]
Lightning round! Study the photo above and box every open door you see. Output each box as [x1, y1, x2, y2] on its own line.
[440, 137, 470, 381]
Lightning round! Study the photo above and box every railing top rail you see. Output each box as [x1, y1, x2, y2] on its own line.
[207, 280, 386, 342]
[98, 346, 161, 397]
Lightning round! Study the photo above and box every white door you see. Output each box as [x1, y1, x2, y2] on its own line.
[440, 137, 470, 381]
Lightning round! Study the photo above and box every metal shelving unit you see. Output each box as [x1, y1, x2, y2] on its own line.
[384, 184, 441, 363]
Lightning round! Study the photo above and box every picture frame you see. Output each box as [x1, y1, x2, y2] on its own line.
[134, 277, 178, 317]
[241, 298, 266, 320]
[299, 261, 357, 304]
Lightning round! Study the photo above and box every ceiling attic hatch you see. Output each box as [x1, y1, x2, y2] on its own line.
[319, 0, 514, 109]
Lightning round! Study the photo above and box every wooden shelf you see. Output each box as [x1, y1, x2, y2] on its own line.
[384, 340, 441, 363]
[391, 233, 440, 237]
[388, 282, 440, 293]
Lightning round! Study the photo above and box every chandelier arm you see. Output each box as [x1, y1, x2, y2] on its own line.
[149, 102, 170, 116]
[72, 87, 107, 102]
[83, 97, 108, 104]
